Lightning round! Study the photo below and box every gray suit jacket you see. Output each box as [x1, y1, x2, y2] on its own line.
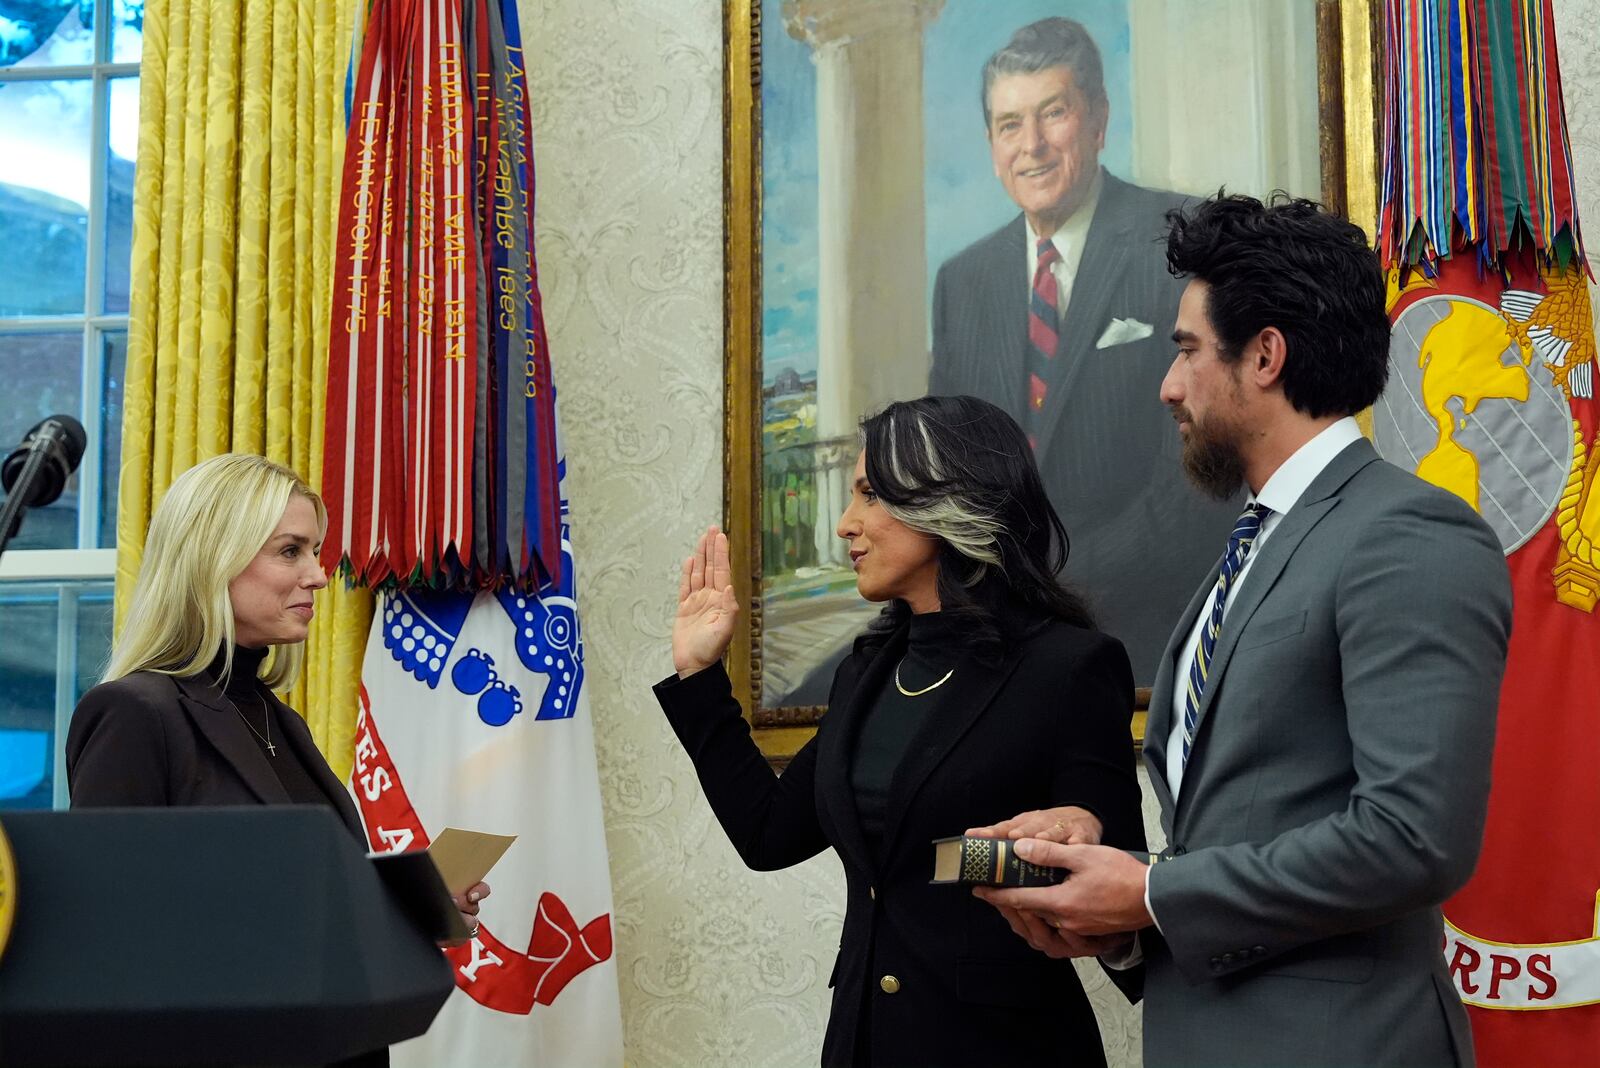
[1140, 438, 1512, 1067]
[929, 171, 1241, 678]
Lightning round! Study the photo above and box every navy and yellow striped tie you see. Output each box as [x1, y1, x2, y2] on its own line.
[1181, 502, 1270, 766]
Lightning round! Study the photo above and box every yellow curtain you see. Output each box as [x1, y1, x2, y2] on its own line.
[118, 0, 370, 779]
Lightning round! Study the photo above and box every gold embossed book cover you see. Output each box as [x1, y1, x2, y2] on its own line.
[930, 835, 1066, 887]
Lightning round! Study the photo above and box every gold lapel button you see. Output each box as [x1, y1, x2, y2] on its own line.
[879, 975, 901, 994]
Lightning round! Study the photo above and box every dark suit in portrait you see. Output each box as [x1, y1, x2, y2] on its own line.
[930, 170, 1240, 678]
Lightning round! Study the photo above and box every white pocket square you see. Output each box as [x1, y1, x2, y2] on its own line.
[1096, 317, 1154, 349]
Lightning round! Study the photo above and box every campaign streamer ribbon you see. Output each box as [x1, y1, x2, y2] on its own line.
[1379, 0, 1585, 272]
[323, 0, 562, 591]
[325, 0, 400, 586]
[499, 0, 561, 585]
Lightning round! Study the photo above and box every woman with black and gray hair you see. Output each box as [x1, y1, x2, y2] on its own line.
[654, 395, 1143, 1067]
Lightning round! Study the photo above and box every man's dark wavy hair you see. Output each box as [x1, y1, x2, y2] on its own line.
[1164, 192, 1391, 417]
[855, 395, 1093, 663]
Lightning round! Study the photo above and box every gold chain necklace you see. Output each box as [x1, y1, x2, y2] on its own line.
[895, 658, 954, 697]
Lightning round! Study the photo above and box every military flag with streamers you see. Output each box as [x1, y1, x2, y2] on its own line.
[323, 0, 621, 1063]
[1375, 2, 1598, 1063]
[354, 454, 622, 1066]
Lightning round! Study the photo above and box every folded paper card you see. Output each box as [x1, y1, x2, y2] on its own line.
[427, 827, 517, 896]
[368, 828, 515, 944]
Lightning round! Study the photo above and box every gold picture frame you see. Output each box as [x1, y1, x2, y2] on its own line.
[724, 0, 1382, 764]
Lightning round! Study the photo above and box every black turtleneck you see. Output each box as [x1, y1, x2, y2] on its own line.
[849, 611, 963, 853]
[205, 645, 331, 808]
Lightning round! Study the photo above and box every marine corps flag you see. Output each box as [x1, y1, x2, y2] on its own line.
[1377, 2, 1598, 1063]
[321, 0, 622, 1063]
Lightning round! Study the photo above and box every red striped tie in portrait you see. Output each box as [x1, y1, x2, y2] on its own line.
[1026, 236, 1061, 448]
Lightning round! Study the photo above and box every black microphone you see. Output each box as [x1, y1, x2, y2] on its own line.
[1, 415, 88, 509]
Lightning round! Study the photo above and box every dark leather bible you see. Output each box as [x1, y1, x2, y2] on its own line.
[930, 835, 1067, 887]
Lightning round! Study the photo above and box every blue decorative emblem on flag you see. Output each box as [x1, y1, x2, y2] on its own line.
[494, 537, 584, 722]
[450, 649, 525, 727]
[379, 502, 583, 726]
[382, 590, 474, 686]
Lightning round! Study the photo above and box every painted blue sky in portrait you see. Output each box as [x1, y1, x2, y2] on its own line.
[760, 0, 1133, 385]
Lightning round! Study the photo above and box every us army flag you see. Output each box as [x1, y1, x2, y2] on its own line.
[350, 496, 622, 1066]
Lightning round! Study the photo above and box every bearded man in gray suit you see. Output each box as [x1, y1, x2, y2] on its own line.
[929, 17, 1239, 678]
[973, 194, 1512, 1066]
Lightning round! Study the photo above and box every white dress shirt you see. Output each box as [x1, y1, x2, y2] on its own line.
[1109, 416, 1364, 963]
[1024, 169, 1102, 321]
[1163, 416, 1366, 798]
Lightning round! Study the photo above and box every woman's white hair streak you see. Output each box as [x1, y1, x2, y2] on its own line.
[878, 408, 1005, 574]
[103, 453, 326, 690]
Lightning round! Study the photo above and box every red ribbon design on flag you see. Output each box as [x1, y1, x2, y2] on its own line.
[352, 685, 613, 1013]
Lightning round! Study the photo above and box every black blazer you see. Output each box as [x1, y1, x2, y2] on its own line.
[67, 671, 386, 1068]
[929, 171, 1241, 679]
[655, 619, 1144, 1068]
[66, 669, 365, 843]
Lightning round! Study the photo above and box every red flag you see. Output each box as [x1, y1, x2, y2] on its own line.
[1378, 248, 1600, 1063]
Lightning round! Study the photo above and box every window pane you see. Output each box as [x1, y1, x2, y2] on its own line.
[98, 329, 126, 547]
[0, 332, 83, 550]
[104, 77, 138, 314]
[112, 0, 146, 64]
[0, 79, 91, 317]
[0, 580, 114, 809]
[75, 585, 114, 699]
[2, 3, 94, 69]
[0, 586, 56, 807]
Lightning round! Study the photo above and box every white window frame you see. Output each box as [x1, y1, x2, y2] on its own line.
[0, 1, 139, 808]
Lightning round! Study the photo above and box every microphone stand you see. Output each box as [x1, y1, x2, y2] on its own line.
[0, 437, 56, 567]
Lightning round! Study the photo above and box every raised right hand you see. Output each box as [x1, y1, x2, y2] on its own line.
[672, 525, 739, 677]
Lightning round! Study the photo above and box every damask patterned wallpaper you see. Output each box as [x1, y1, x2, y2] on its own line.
[1554, 0, 1600, 341]
[520, 0, 1600, 1063]
[517, 1, 846, 1064]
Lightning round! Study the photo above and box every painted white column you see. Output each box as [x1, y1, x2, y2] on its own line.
[813, 445, 838, 566]
[805, 439, 850, 568]
[785, 0, 944, 441]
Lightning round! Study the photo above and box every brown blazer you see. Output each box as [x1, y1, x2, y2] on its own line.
[66, 669, 365, 844]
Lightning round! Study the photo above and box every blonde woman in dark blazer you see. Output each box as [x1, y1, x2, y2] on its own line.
[68, 454, 487, 929]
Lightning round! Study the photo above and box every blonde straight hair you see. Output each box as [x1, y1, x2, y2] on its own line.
[104, 454, 327, 690]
